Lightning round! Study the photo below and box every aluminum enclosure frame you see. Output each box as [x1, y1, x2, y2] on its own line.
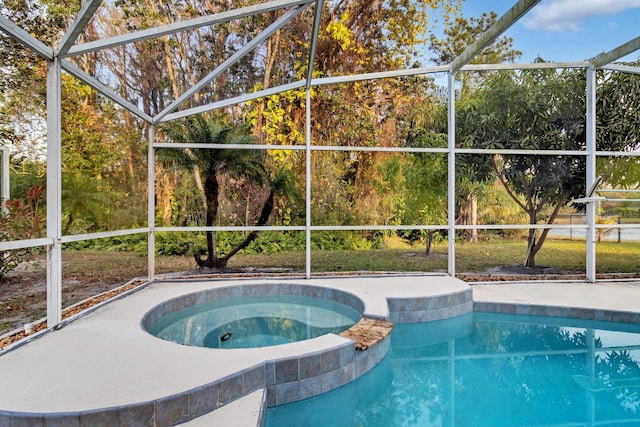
[1, 0, 640, 329]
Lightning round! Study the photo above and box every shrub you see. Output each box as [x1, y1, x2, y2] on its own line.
[0, 186, 44, 279]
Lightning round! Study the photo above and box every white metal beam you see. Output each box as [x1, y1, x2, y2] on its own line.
[147, 126, 155, 281]
[447, 72, 456, 276]
[159, 80, 306, 123]
[591, 36, 640, 69]
[457, 148, 587, 156]
[585, 67, 597, 283]
[450, 0, 540, 73]
[461, 61, 589, 71]
[312, 66, 448, 85]
[596, 150, 640, 157]
[56, 0, 103, 56]
[63, 0, 315, 58]
[305, 89, 312, 279]
[305, 0, 324, 89]
[601, 63, 640, 76]
[60, 228, 148, 244]
[0, 238, 52, 251]
[154, 5, 308, 123]
[1, 148, 9, 211]
[46, 58, 63, 328]
[61, 60, 153, 122]
[0, 15, 53, 60]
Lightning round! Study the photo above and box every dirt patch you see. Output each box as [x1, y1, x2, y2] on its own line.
[457, 263, 640, 282]
[0, 279, 146, 350]
[0, 254, 152, 338]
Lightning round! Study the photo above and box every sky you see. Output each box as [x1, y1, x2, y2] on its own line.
[459, 0, 640, 64]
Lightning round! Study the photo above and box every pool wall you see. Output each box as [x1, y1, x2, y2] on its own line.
[143, 284, 473, 408]
[474, 301, 640, 323]
[141, 283, 391, 408]
[387, 289, 473, 323]
[141, 283, 365, 332]
[139, 282, 473, 412]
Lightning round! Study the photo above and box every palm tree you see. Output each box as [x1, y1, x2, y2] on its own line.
[61, 174, 104, 235]
[159, 113, 289, 269]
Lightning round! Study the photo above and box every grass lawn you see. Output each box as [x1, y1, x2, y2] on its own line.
[227, 239, 640, 274]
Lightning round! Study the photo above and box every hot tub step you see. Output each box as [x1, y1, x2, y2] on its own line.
[340, 318, 393, 351]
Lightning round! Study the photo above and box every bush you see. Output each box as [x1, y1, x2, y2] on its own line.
[0, 186, 44, 279]
[64, 229, 385, 259]
[605, 207, 640, 218]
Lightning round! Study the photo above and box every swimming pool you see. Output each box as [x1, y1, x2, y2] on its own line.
[266, 312, 640, 426]
[144, 287, 363, 349]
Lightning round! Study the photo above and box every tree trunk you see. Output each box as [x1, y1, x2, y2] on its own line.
[252, 29, 279, 141]
[195, 174, 220, 268]
[524, 192, 568, 268]
[425, 231, 433, 256]
[470, 194, 478, 243]
[218, 190, 276, 267]
[524, 211, 537, 268]
[458, 193, 478, 242]
[63, 214, 73, 236]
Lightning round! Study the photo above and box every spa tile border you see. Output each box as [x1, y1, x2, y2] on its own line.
[387, 288, 473, 323]
[265, 333, 390, 406]
[141, 283, 365, 331]
[473, 301, 640, 323]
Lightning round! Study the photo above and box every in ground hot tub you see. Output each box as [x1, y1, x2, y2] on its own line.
[142, 283, 364, 349]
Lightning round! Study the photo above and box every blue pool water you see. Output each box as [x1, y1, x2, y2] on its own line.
[266, 313, 640, 426]
[148, 295, 361, 349]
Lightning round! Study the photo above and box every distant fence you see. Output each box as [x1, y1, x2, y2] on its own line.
[555, 214, 640, 243]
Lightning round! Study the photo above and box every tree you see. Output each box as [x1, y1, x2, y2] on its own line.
[458, 66, 586, 268]
[430, 11, 520, 99]
[0, 0, 79, 162]
[376, 131, 449, 254]
[0, 186, 44, 279]
[159, 113, 289, 269]
[429, 10, 521, 242]
[430, 11, 521, 66]
[596, 63, 640, 188]
[61, 174, 104, 235]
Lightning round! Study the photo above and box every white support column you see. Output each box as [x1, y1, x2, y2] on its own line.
[46, 57, 62, 328]
[1, 147, 9, 211]
[585, 67, 597, 282]
[147, 125, 156, 280]
[305, 90, 312, 279]
[447, 72, 456, 276]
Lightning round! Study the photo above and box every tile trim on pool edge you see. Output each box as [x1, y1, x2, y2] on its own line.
[473, 301, 640, 323]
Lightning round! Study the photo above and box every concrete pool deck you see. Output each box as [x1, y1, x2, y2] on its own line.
[0, 276, 638, 426]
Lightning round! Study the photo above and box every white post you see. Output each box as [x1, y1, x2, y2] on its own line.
[585, 67, 597, 282]
[447, 72, 456, 276]
[147, 125, 155, 280]
[46, 57, 62, 327]
[0, 147, 9, 211]
[305, 89, 311, 279]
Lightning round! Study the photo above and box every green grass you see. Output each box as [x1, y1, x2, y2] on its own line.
[51, 238, 640, 278]
[226, 239, 640, 274]
[3, 237, 618, 290]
